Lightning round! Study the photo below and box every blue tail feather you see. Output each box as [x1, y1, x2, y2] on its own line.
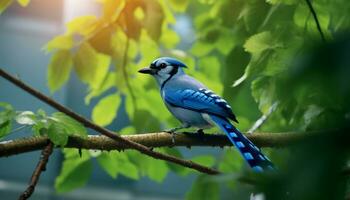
[210, 115, 274, 172]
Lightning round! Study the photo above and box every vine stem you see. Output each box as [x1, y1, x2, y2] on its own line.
[0, 68, 219, 175]
[120, 37, 137, 110]
[18, 142, 53, 200]
[304, 0, 326, 42]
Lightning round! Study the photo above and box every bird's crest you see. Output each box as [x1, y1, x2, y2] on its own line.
[152, 57, 187, 68]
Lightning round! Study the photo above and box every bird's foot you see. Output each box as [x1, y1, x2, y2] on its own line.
[165, 130, 177, 144]
[197, 129, 205, 136]
[165, 128, 180, 144]
[196, 129, 207, 141]
[170, 132, 176, 144]
[165, 127, 181, 133]
[164, 124, 190, 144]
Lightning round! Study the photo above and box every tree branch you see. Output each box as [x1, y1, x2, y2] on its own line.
[18, 142, 53, 200]
[0, 132, 308, 157]
[0, 68, 219, 175]
[304, 0, 326, 42]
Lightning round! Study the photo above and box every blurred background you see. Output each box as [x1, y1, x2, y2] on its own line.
[0, 0, 203, 199]
[1, 0, 350, 199]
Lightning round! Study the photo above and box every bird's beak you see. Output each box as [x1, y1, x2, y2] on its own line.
[138, 67, 156, 75]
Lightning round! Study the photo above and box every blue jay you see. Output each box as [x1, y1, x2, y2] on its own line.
[138, 57, 274, 172]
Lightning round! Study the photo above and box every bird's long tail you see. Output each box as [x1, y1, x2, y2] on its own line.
[210, 115, 274, 172]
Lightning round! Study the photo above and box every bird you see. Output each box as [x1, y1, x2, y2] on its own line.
[138, 57, 274, 172]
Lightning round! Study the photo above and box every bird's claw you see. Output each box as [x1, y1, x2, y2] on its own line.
[164, 125, 190, 145]
[165, 127, 180, 133]
[165, 128, 181, 144]
[196, 129, 206, 141]
[197, 129, 204, 136]
[165, 131, 176, 145]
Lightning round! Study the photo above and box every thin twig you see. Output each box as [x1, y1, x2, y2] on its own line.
[120, 37, 137, 110]
[0, 68, 219, 175]
[304, 0, 326, 42]
[0, 132, 311, 157]
[8, 125, 28, 135]
[18, 142, 53, 200]
[247, 102, 279, 134]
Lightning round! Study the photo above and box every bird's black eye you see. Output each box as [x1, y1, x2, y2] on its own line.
[160, 63, 167, 69]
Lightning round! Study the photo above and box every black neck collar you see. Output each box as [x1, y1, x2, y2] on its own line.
[160, 67, 178, 90]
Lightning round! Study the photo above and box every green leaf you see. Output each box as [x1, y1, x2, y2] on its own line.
[0, 102, 15, 139]
[138, 32, 161, 65]
[101, 0, 125, 20]
[251, 76, 277, 114]
[128, 151, 168, 182]
[244, 31, 279, 54]
[88, 25, 113, 55]
[66, 15, 97, 36]
[192, 155, 215, 167]
[55, 149, 92, 193]
[0, 120, 11, 140]
[15, 111, 36, 125]
[293, 3, 330, 38]
[160, 25, 180, 48]
[266, 0, 298, 5]
[186, 175, 219, 200]
[73, 42, 97, 83]
[32, 108, 49, 136]
[44, 35, 74, 53]
[47, 50, 73, 93]
[97, 152, 139, 180]
[16, 0, 29, 6]
[168, 0, 189, 12]
[92, 93, 121, 126]
[118, 126, 136, 135]
[119, 161, 139, 180]
[47, 122, 69, 146]
[85, 72, 116, 104]
[0, 102, 13, 111]
[218, 150, 243, 173]
[73, 42, 111, 89]
[198, 0, 215, 4]
[32, 121, 47, 137]
[146, 157, 168, 182]
[197, 56, 221, 82]
[233, 51, 271, 87]
[143, 0, 165, 41]
[97, 152, 118, 178]
[190, 42, 215, 57]
[214, 29, 235, 55]
[303, 105, 324, 129]
[51, 112, 87, 137]
[36, 109, 47, 118]
[0, 0, 13, 14]
[136, 89, 171, 120]
[163, 148, 190, 176]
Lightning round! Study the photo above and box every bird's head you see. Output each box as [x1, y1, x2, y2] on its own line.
[138, 57, 187, 86]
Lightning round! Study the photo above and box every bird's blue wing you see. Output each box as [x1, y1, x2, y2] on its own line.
[163, 88, 238, 122]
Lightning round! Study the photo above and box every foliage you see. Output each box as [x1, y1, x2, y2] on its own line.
[0, 107, 87, 146]
[196, 37, 350, 200]
[1, 0, 350, 199]
[0, 0, 30, 14]
[0, 102, 15, 138]
[55, 149, 92, 193]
